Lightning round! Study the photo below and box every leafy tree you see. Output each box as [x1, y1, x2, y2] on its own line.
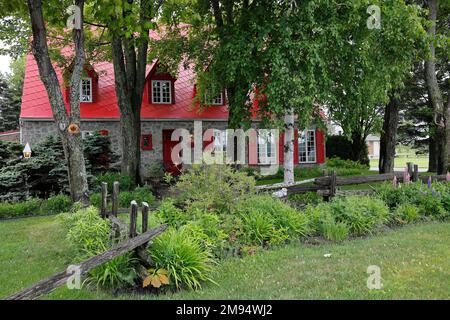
[423, 0, 450, 174]
[25, 0, 90, 204]
[164, 0, 427, 170]
[0, 56, 26, 132]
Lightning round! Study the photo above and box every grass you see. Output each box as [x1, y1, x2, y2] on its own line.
[370, 156, 429, 169]
[1, 215, 449, 299]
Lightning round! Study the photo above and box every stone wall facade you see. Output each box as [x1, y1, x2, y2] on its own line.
[20, 119, 248, 174]
[20, 119, 321, 176]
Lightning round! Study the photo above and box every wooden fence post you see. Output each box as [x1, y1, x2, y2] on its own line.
[407, 162, 413, 179]
[412, 164, 419, 182]
[112, 181, 119, 217]
[141, 202, 149, 233]
[101, 182, 108, 218]
[129, 201, 138, 238]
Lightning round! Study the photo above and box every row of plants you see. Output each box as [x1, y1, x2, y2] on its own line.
[62, 166, 450, 295]
[0, 194, 72, 219]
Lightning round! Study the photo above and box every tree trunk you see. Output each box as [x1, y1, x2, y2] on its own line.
[110, 0, 152, 187]
[27, 0, 89, 204]
[424, 0, 448, 174]
[429, 126, 438, 172]
[379, 96, 400, 173]
[283, 109, 294, 185]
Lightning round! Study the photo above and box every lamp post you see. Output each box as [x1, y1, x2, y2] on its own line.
[23, 143, 32, 159]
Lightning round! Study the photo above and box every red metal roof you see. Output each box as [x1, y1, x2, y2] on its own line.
[20, 53, 230, 120]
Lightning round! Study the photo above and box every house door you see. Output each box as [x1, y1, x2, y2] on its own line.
[162, 129, 182, 175]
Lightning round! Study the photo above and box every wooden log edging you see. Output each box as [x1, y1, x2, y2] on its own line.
[6, 224, 168, 300]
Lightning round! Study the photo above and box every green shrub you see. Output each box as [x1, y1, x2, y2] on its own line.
[62, 206, 110, 258]
[88, 253, 137, 289]
[174, 164, 256, 214]
[288, 192, 322, 205]
[154, 198, 189, 228]
[392, 204, 420, 224]
[90, 193, 102, 207]
[0, 198, 42, 219]
[321, 220, 349, 242]
[149, 227, 216, 290]
[95, 173, 132, 192]
[376, 182, 449, 220]
[40, 194, 72, 214]
[326, 157, 369, 170]
[331, 196, 389, 236]
[62, 206, 136, 290]
[305, 196, 389, 237]
[235, 195, 309, 245]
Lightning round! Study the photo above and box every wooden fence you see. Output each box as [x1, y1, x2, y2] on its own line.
[6, 182, 166, 300]
[280, 162, 448, 201]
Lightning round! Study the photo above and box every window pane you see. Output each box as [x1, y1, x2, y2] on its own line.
[80, 79, 92, 102]
[298, 130, 316, 163]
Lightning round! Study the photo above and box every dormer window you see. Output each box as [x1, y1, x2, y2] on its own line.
[204, 88, 224, 105]
[152, 80, 172, 104]
[80, 78, 92, 103]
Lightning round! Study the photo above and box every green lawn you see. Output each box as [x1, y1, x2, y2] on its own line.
[370, 156, 429, 169]
[1, 215, 449, 300]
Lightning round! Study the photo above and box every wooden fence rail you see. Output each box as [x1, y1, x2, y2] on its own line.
[283, 162, 448, 200]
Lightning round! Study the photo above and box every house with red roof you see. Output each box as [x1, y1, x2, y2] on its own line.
[20, 52, 325, 174]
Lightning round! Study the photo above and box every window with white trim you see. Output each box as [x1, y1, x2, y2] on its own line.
[80, 78, 92, 102]
[257, 130, 276, 164]
[152, 80, 172, 104]
[298, 130, 316, 163]
[204, 88, 223, 105]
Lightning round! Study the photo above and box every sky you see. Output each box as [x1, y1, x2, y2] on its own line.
[0, 42, 11, 74]
[0, 54, 11, 74]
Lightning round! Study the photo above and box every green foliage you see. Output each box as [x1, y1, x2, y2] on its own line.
[90, 186, 155, 209]
[376, 182, 449, 220]
[88, 253, 137, 289]
[321, 220, 350, 242]
[94, 173, 132, 193]
[40, 194, 72, 215]
[83, 133, 120, 176]
[0, 134, 117, 201]
[149, 227, 216, 290]
[326, 136, 356, 162]
[330, 196, 389, 236]
[62, 206, 110, 258]
[288, 192, 322, 206]
[118, 187, 155, 208]
[304, 196, 389, 238]
[0, 198, 42, 219]
[174, 164, 255, 214]
[154, 198, 188, 229]
[235, 195, 310, 246]
[62, 206, 137, 290]
[393, 204, 420, 225]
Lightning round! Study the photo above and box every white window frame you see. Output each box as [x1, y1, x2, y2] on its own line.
[151, 80, 172, 104]
[257, 130, 276, 165]
[80, 78, 92, 103]
[298, 129, 317, 163]
[205, 90, 223, 105]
